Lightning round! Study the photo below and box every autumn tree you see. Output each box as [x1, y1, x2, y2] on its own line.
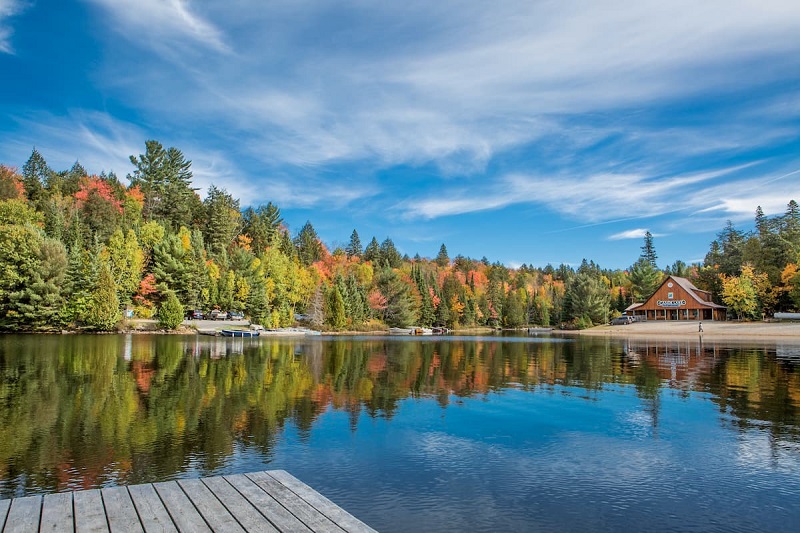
[0, 166, 25, 201]
[720, 265, 759, 320]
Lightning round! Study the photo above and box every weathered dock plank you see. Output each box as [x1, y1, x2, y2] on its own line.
[2, 471, 376, 533]
[101, 487, 143, 533]
[1, 498, 11, 530]
[267, 471, 377, 533]
[200, 477, 278, 533]
[127, 484, 176, 533]
[223, 474, 312, 533]
[177, 479, 243, 533]
[4, 494, 42, 533]
[40, 492, 73, 532]
[152, 481, 210, 533]
[73, 489, 108, 533]
[245, 472, 344, 533]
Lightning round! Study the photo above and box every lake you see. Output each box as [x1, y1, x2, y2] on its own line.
[1, 333, 799, 532]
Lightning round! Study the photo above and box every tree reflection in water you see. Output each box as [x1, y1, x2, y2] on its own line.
[1, 333, 799, 498]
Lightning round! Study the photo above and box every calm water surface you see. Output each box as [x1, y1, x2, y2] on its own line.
[1, 333, 800, 532]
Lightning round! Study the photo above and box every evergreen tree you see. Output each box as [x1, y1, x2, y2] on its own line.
[202, 185, 240, 260]
[375, 267, 419, 327]
[157, 291, 184, 329]
[85, 260, 120, 331]
[294, 221, 323, 266]
[640, 231, 658, 267]
[21, 148, 50, 208]
[242, 202, 283, 253]
[346, 229, 362, 258]
[629, 258, 662, 301]
[503, 289, 525, 328]
[565, 271, 611, 326]
[326, 285, 347, 330]
[363, 237, 380, 263]
[380, 238, 402, 268]
[128, 140, 198, 228]
[435, 243, 450, 267]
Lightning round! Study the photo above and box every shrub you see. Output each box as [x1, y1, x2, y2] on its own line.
[157, 292, 184, 330]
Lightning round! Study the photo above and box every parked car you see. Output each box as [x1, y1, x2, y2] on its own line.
[610, 315, 634, 325]
[228, 311, 244, 320]
[209, 310, 228, 320]
[185, 309, 204, 320]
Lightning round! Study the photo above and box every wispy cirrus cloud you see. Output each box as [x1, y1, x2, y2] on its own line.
[85, 0, 228, 53]
[402, 165, 752, 222]
[83, 0, 800, 175]
[0, 0, 26, 53]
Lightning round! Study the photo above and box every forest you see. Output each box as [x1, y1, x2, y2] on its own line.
[0, 141, 799, 331]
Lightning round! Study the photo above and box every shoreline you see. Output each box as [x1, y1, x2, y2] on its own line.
[569, 320, 800, 341]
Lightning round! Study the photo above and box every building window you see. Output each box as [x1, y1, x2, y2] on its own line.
[668, 292, 673, 299]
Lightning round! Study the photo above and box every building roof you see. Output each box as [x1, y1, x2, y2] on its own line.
[669, 276, 726, 308]
[628, 275, 726, 310]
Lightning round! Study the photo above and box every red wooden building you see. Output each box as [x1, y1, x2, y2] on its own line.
[626, 275, 727, 321]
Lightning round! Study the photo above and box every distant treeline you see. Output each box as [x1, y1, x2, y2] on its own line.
[0, 141, 798, 331]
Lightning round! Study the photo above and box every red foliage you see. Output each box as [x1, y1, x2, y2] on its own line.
[133, 274, 157, 307]
[368, 290, 387, 311]
[74, 176, 123, 213]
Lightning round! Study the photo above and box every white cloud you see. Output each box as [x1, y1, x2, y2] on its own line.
[0, 0, 25, 53]
[84, 0, 800, 175]
[402, 165, 750, 222]
[86, 0, 228, 53]
[608, 229, 652, 241]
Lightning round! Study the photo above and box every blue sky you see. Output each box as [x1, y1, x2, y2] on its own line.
[1, 1, 799, 270]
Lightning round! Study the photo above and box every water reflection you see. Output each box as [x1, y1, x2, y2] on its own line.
[1, 333, 799, 501]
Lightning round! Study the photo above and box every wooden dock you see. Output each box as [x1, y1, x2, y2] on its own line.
[0, 470, 377, 532]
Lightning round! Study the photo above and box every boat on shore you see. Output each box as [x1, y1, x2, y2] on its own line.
[220, 329, 260, 338]
[390, 326, 448, 335]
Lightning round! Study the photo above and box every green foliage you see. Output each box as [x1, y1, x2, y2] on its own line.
[640, 231, 658, 267]
[435, 244, 449, 267]
[157, 291, 184, 330]
[346, 229, 362, 258]
[380, 238, 402, 268]
[242, 203, 282, 253]
[629, 258, 662, 302]
[565, 271, 611, 326]
[128, 140, 198, 229]
[294, 221, 323, 266]
[85, 260, 121, 331]
[363, 237, 380, 263]
[325, 285, 347, 330]
[375, 267, 419, 327]
[0, 198, 44, 226]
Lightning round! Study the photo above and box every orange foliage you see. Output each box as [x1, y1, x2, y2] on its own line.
[74, 176, 123, 213]
[0, 165, 25, 200]
[125, 185, 144, 206]
[236, 234, 252, 251]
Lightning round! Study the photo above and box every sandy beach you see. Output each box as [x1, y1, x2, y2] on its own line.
[574, 320, 800, 340]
